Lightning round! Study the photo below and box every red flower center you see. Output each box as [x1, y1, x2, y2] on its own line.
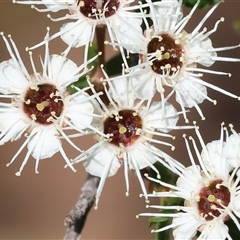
[147, 34, 184, 75]
[197, 179, 231, 221]
[78, 0, 120, 19]
[103, 109, 142, 147]
[23, 84, 64, 125]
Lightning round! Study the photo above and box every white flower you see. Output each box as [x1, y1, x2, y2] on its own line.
[0, 31, 100, 175]
[15, 0, 144, 62]
[137, 123, 240, 239]
[223, 124, 240, 168]
[71, 67, 192, 208]
[118, 0, 240, 122]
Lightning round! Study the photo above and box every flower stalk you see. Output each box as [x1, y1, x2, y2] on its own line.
[95, 25, 107, 66]
[64, 174, 100, 239]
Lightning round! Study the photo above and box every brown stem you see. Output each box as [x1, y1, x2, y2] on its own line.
[95, 25, 107, 65]
[63, 174, 100, 239]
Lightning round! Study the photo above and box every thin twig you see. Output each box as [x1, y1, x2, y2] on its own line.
[63, 174, 100, 240]
[95, 25, 107, 65]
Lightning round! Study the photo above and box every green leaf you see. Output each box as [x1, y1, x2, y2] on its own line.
[182, 0, 220, 9]
[105, 53, 123, 76]
[148, 212, 172, 240]
[148, 207, 179, 228]
[87, 42, 99, 73]
[169, 197, 184, 207]
[148, 216, 170, 228]
[105, 53, 139, 77]
[149, 162, 177, 187]
[67, 75, 89, 94]
[148, 208, 179, 240]
[226, 217, 240, 239]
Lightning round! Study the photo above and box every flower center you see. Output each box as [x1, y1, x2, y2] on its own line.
[147, 34, 184, 75]
[197, 179, 231, 221]
[103, 109, 142, 147]
[77, 0, 120, 19]
[23, 84, 64, 125]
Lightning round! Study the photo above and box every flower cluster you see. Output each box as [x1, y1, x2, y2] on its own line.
[1, 0, 240, 239]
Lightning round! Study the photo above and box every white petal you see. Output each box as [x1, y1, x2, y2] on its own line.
[130, 147, 157, 170]
[155, 0, 183, 25]
[113, 17, 143, 51]
[200, 221, 229, 239]
[232, 196, 240, 218]
[83, 147, 121, 177]
[172, 214, 199, 239]
[109, 75, 134, 105]
[176, 165, 201, 194]
[27, 126, 61, 160]
[174, 77, 207, 108]
[131, 68, 156, 100]
[189, 37, 217, 67]
[201, 140, 230, 177]
[223, 133, 240, 168]
[66, 94, 94, 130]
[42, 0, 75, 12]
[146, 101, 178, 132]
[48, 54, 79, 86]
[0, 60, 29, 94]
[60, 21, 92, 48]
[0, 111, 28, 143]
